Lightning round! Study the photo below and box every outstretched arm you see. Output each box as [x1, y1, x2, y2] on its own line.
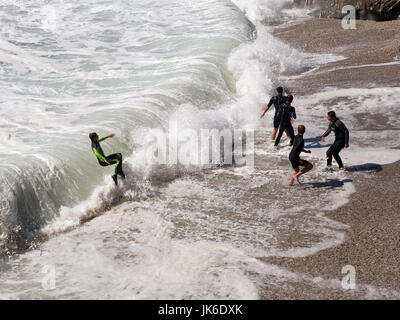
[260, 98, 274, 118]
[321, 124, 332, 142]
[260, 106, 270, 118]
[99, 133, 115, 142]
[300, 140, 311, 154]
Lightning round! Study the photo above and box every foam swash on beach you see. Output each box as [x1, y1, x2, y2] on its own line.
[0, 0, 399, 299]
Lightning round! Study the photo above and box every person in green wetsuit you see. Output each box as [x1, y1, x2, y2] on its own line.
[89, 132, 125, 186]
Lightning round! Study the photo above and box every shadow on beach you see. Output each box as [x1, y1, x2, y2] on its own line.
[345, 163, 383, 173]
[304, 178, 353, 190]
[304, 137, 331, 149]
[303, 163, 383, 189]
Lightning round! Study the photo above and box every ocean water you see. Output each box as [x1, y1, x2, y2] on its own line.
[0, 0, 254, 249]
[1, 0, 400, 299]
[0, 0, 307, 253]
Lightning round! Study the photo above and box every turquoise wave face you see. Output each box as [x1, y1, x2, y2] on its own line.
[0, 0, 253, 252]
[0, 0, 308, 254]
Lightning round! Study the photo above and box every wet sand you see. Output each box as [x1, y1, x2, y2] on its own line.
[275, 18, 400, 95]
[263, 162, 400, 299]
[2, 17, 399, 301]
[261, 19, 400, 299]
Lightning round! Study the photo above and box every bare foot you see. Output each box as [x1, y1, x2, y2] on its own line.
[294, 175, 302, 185]
[288, 176, 295, 186]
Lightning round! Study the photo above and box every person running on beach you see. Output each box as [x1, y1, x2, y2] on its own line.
[289, 125, 313, 186]
[89, 132, 125, 186]
[274, 94, 296, 147]
[321, 111, 349, 170]
[260, 86, 287, 142]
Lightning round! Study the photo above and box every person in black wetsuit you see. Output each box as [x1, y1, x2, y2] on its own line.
[321, 111, 350, 170]
[274, 94, 296, 147]
[260, 86, 287, 142]
[289, 125, 313, 186]
[89, 132, 125, 186]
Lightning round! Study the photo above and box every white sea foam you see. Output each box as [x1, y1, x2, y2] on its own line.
[37, 0, 309, 235]
[4, 205, 399, 299]
[1, 0, 399, 299]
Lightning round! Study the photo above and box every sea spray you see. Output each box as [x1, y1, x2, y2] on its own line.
[0, 0, 309, 255]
